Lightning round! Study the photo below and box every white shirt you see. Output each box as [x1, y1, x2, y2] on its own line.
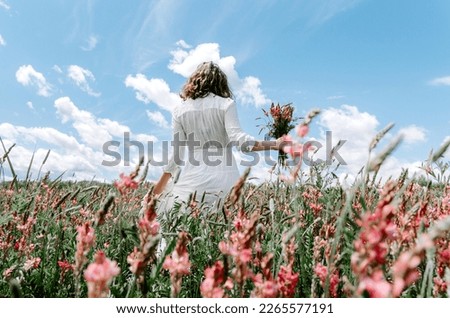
[160, 94, 255, 210]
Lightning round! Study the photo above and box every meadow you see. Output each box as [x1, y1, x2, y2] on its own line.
[1, 117, 450, 298]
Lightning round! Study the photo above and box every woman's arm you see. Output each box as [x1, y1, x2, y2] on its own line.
[156, 108, 186, 196]
[153, 172, 172, 195]
[251, 138, 283, 151]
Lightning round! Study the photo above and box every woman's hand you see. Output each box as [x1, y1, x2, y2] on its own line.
[275, 137, 285, 150]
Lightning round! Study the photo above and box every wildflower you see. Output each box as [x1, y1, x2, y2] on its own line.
[58, 260, 74, 281]
[58, 260, 74, 271]
[3, 265, 16, 279]
[281, 135, 303, 159]
[359, 270, 391, 298]
[252, 274, 278, 298]
[200, 261, 232, 298]
[314, 263, 327, 282]
[261, 103, 299, 164]
[113, 157, 143, 194]
[251, 254, 279, 298]
[127, 190, 160, 291]
[218, 210, 259, 295]
[163, 232, 191, 297]
[314, 263, 339, 298]
[23, 257, 41, 271]
[114, 173, 139, 194]
[84, 250, 120, 298]
[391, 252, 421, 297]
[74, 222, 96, 276]
[296, 124, 309, 138]
[351, 181, 397, 297]
[277, 265, 299, 297]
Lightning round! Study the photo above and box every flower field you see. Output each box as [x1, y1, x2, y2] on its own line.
[1, 117, 450, 298]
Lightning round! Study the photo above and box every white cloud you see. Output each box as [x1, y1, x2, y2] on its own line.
[0, 0, 9, 10]
[52, 65, 63, 74]
[26, 101, 34, 110]
[169, 42, 222, 77]
[398, 125, 427, 144]
[429, 76, 450, 86]
[176, 39, 191, 49]
[0, 97, 160, 182]
[54, 96, 157, 148]
[313, 105, 435, 183]
[54, 97, 114, 148]
[0, 123, 98, 179]
[0, 34, 6, 46]
[67, 65, 101, 97]
[81, 35, 98, 51]
[316, 105, 390, 179]
[125, 74, 181, 112]
[168, 41, 270, 107]
[15, 65, 52, 97]
[146, 110, 170, 129]
[236, 76, 269, 107]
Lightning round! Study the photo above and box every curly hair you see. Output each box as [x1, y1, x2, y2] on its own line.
[180, 61, 232, 100]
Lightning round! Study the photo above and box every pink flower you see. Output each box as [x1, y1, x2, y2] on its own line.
[3, 265, 16, 279]
[23, 257, 41, 271]
[127, 192, 160, 291]
[314, 263, 327, 282]
[313, 263, 340, 297]
[282, 142, 304, 158]
[84, 250, 120, 298]
[162, 232, 191, 297]
[200, 261, 230, 298]
[296, 124, 309, 138]
[114, 173, 139, 194]
[358, 270, 391, 298]
[74, 222, 96, 275]
[252, 274, 279, 298]
[277, 265, 299, 298]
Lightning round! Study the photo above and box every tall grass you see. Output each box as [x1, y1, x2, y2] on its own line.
[0, 133, 449, 298]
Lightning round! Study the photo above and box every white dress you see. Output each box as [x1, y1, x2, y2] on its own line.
[158, 94, 256, 213]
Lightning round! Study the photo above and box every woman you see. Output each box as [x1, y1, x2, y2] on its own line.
[154, 61, 281, 212]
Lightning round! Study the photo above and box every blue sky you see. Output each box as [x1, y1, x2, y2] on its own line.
[1, 0, 449, 182]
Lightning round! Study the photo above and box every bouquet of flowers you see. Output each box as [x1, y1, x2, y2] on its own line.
[258, 102, 300, 164]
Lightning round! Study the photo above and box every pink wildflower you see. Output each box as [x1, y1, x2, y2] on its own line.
[114, 173, 139, 194]
[277, 265, 299, 297]
[358, 270, 391, 298]
[74, 222, 96, 276]
[23, 257, 41, 271]
[314, 263, 339, 298]
[84, 250, 120, 298]
[314, 263, 327, 282]
[252, 274, 279, 298]
[3, 265, 16, 279]
[296, 124, 309, 138]
[200, 261, 232, 298]
[163, 232, 191, 297]
[127, 190, 160, 292]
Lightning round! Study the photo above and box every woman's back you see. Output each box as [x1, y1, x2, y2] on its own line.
[175, 94, 229, 150]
